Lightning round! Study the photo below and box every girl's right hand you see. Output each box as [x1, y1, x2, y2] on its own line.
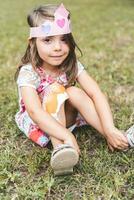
[64, 132, 80, 154]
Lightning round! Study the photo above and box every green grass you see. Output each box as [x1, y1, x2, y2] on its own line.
[0, 0, 134, 199]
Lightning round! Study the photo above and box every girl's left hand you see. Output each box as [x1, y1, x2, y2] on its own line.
[107, 142, 114, 152]
[105, 128, 128, 150]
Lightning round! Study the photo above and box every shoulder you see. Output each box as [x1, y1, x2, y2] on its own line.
[17, 64, 40, 89]
[76, 60, 85, 77]
[18, 63, 39, 81]
[19, 63, 36, 74]
[77, 60, 85, 69]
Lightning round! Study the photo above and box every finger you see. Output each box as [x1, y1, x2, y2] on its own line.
[119, 140, 129, 148]
[109, 145, 114, 152]
[121, 138, 129, 145]
[122, 142, 129, 147]
[75, 143, 80, 154]
[73, 140, 80, 152]
[120, 135, 129, 145]
[108, 143, 114, 152]
[76, 147, 80, 154]
[115, 144, 127, 150]
[77, 148, 80, 155]
[116, 146, 123, 150]
[113, 135, 129, 148]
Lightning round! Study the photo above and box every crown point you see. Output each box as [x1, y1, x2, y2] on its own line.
[55, 3, 69, 17]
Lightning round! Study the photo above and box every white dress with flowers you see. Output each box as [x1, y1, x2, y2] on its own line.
[15, 61, 87, 147]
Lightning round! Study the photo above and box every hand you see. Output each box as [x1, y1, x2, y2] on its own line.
[107, 141, 114, 152]
[64, 132, 80, 154]
[105, 127, 128, 150]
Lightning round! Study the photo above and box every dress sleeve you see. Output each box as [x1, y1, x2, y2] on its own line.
[17, 65, 40, 89]
[76, 61, 85, 77]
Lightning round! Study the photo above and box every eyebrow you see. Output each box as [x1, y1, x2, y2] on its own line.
[45, 35, 66, 39]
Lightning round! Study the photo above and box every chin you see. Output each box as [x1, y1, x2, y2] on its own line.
[51, 61, 64, 66]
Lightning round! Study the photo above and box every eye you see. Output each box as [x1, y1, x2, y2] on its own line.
[61, 36, 67, 43]
[42, 37, 52, 43]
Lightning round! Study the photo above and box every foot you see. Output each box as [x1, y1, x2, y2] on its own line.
[50, 144, 79, 176]
[125, 125, 134, 147]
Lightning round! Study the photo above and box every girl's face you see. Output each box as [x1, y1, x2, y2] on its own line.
[36, 35, 69, 69]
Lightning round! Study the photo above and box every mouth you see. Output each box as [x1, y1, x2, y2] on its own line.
[50, 55, 63, 58]
[50, 55, 64, 61]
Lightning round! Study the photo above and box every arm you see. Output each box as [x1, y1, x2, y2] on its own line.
[20, 86, 80, 152]
[77, 70, 128, 149]
[77, 70, 115, 133]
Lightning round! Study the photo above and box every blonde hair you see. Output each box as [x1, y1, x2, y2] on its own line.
[15, 4, 82, 86]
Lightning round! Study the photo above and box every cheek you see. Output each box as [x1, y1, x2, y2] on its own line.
[36, 40, 48, 55]
[37, 45, 48, 57]
[64, 44, 69, 53]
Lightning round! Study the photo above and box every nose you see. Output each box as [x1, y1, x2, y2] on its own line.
[54, 40, 62, 51]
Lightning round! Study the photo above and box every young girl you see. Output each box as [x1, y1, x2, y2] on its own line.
[15, 3, 133, 175]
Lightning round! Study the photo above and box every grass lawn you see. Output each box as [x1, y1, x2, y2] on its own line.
[0, 0, 134, 199]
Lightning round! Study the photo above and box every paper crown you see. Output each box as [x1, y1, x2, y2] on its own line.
[29, 3, 71, 38]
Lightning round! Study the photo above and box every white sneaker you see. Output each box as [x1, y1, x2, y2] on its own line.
[50, 144, 79, 176]
[125, 125, 134, 147]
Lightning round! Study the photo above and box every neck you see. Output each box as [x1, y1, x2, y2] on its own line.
[42, 63, 60, 76]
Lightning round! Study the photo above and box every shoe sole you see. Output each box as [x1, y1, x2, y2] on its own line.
[50, 148, 79, 176]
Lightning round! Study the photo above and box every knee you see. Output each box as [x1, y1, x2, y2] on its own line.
[50, 82, 66, 93]
[66, 86, 87, 101]
[66, 86, 94, 105]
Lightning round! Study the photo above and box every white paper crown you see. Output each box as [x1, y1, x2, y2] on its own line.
[29, 3, 71, 38]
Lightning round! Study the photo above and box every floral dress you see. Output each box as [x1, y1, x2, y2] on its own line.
[15, 61, 87, 147]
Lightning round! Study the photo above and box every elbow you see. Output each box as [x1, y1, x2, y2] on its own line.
[28, 109, 37, 118]
[28, 107, 43, 120]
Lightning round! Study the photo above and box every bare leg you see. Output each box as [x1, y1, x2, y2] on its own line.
[50, 101, 78, 148]
[65, 100, 78, 128]
[64, 95, 114, 150]
[66, 87, 128, 150]
[66, 86, 105, 137]
[50, 103, 65, 149]
[49, 99, 79, 175]
[47, 85, 107, 148]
